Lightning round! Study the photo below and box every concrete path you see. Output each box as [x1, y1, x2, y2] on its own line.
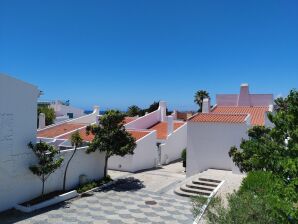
[0, 162, 194, 224]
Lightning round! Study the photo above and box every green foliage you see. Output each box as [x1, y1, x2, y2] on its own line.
[194, 90, 209, 112]
[63, 131, 83, 192]
[86, 110, 137, 177]
[28, 141, 63, 197]
[181, 148, 186, 161]
[76, 176, 112, 193]
[192, 171, 298, 224]
[127, 105, 142, 117]
[229, 89, 298, 181]
[38, 105, 56, 126]
[146, 101, 160, 113]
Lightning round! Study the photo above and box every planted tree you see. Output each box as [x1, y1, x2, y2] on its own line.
[86, 110, 136, 178]
[62, 131, 83, 192]
[229, 89, 298, 181]
[28, 141, 63, 198]
[194, 90, 209, 112]
[127, 105, 142, 117]
[38, 105, 56, 126]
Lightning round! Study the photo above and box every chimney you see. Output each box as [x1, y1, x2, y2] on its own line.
[238, 83, 250, 106]
[202, 98, 210, 113]
[167, 115, 174, 135]
[93, 106, 100, 115]
[159, 101, 167, 121]
[38, 113, 46, 129]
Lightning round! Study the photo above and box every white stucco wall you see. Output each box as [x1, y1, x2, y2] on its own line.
[160, 123, 187, 164]
[186, 122, 248, 177]
[51, 103, 85, 118]
[125, 110, 161, 129]
[108, 131, 157, 172]
[0, 75, 105, 212]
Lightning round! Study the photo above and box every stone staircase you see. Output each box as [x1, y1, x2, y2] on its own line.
[175, 177, 222, 198]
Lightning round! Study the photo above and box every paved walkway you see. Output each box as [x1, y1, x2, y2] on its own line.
[0, 162, 194, 224]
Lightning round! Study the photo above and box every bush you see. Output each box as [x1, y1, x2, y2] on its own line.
[192, 171, 298, 224]
[76, 175, 112, 193]
[181, 148, 186, 161]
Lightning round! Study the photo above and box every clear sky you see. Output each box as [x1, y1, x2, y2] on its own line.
[1, 0, 297, 111]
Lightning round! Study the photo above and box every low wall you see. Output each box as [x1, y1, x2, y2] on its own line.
[125, 110, 161, 129]
[160, 123, 187, 164]
[108, 131, 157, 172]
[0, 147, 105, 212]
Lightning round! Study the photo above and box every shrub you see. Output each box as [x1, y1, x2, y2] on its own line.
[76, 175, 112, 193]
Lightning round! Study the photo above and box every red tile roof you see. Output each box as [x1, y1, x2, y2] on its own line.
[189, 113, 248, 124]
[212, 106, 268, 126]
[124, 117, 137, 124]
[58, 128, 150, 142]
[189, 106, 268, 126]
[37, 123, 86, 138]
[148, 122, 185, 139]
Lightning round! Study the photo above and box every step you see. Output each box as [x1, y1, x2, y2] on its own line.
[174, 187, 208, 198]
[199, 177, 221, 183]
[185, 182, 214, 191]
[180, 185, 211, 196]
[192, 180, 218, 187]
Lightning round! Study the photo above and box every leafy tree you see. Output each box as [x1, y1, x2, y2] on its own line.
[146, 101, 160, 113]
[127, 105, 142, 117]
[38, 105, 56, 126]
[62, 131, 83, 192]
[86, 110, 136, 178]
[28, 141, 63, 198]
[194, 90, 210, 112]
[229, 89, 298, 181]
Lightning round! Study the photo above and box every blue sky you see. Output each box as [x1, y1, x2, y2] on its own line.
[1, 0, 297, 111]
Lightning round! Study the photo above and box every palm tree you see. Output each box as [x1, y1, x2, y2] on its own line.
[194, 90, 210, 112]
[127, 105, 141, 117]
[62, 131, 83, 192]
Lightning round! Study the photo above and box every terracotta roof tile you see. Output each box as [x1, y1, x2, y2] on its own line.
[124, 117, 137, 124]
[148, 122, 185, 139]
[58, 128, 150, 142]
[189, 113, 248, 124]
[212, 106, 269, 126]
[37, 123, 86, 138]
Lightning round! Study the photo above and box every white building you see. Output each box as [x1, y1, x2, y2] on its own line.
[38, 100, 85, 124]
[187, 84, 274, 177]
[0, 74, 105, 212]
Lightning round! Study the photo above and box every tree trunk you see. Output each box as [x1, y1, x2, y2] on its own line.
[63, 147, 77, 192]
[104, 155, 109, 178]
[42, 178, 45, 199]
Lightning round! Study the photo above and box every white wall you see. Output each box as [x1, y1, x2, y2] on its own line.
[186, 122, 248, 177]
[0, 75, 105, 212]
[125, 110, 161, 129]
[160, 123, 187, 164]
[51, 103, 85, 118]
[108, 131, 158, 172]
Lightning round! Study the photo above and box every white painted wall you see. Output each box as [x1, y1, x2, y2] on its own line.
[69, 106, 100, 124]
[160, 123, 187, 164]
[108, 131, 158, 172]
[0, 75, 105, 212]
[50, 101, 85, 118]
[125, 109, 161, 129]
[186, 122, 248, 177]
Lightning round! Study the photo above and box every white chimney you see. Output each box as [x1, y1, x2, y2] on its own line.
[159, 101, 167, 122]
[202, 98, 210, 113]
[167, 115, 174, 135]
[93, 106, 100, 115]
[38, 113, 46, 129]
[238, 83, 250, 106]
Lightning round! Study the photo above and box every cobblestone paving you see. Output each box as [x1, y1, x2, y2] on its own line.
[0, 177, 194, 224]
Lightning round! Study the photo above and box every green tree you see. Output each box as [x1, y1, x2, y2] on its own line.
[146, 101, 160, 113]
[86, 110, 137, 178]
[194, 90, 210, 112]
[192, 171, 298, 223]
[229, 89, 298, 181]
[127, 105, 142, 117]
[38, 105, 56, 126]
[28, 141, 63, 198]
[62, 131, 83, 192]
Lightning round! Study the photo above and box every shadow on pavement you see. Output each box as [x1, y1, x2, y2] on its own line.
[100, 177, 145, 192]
